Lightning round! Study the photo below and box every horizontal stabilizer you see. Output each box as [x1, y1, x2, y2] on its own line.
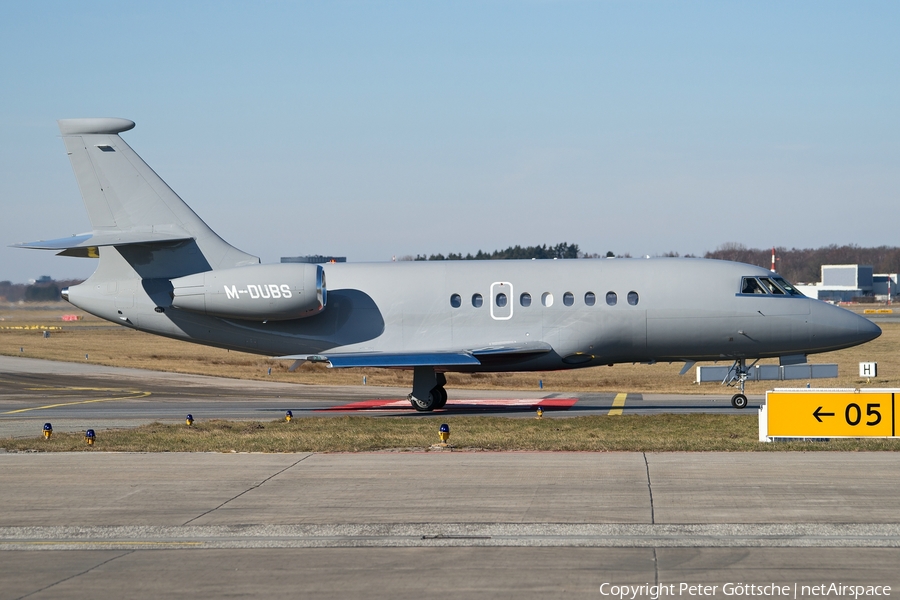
[13, 227, 193, 251]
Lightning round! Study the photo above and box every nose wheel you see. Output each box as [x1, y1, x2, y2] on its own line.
[731, 394, 748, 409]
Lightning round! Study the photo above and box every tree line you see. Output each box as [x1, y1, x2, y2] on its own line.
[704, 244, 900, 284]
[0, 279, 83, 303]
[412, 242, 582, 261]
[408, 241, 900, 285]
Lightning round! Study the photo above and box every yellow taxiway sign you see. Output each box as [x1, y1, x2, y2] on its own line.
[764, 390, 897, 438]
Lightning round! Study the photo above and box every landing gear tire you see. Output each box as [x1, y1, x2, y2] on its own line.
[409, 386, 447, 412]
[731, 394, 748, 410]
[408, 367, 446, 412]
[433, 386, 448, 410]
[410, 391, 436, 412]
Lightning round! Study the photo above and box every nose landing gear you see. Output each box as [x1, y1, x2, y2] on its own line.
[725, 358, 757, 410]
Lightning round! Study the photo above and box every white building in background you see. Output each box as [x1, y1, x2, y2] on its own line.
[797, 264, 897, 303]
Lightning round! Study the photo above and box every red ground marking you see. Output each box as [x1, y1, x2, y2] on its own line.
[322, 397, 578, 411]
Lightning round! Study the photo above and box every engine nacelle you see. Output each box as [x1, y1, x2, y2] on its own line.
[170, 263, 326, 321]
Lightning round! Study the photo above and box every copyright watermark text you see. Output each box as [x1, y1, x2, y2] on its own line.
[599, 582, 891, 599]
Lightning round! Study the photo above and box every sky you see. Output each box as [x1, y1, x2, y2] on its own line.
[1, 1, 898, 283]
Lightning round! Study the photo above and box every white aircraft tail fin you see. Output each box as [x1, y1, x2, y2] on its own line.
[56, 118, 258, 273]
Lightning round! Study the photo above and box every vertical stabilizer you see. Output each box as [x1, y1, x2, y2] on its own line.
[57, 118, 259, 272]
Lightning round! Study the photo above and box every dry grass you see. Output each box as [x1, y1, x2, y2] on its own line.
[4, 415, 900, 453]
[1, 303, 896, 394]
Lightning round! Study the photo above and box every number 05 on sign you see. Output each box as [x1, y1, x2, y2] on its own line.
[760, 390, 897, 441]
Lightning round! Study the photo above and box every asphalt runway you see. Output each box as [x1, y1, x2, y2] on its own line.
[0, 356, 758, 438]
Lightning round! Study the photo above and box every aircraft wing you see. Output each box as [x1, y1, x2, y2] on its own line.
[278, 341, 553, 368]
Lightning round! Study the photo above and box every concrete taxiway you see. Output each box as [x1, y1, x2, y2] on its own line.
[0, 356, 758, 439]
[2, 452, 899, 599]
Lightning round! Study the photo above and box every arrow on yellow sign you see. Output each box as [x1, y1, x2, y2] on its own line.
[812, 407, 835, 422]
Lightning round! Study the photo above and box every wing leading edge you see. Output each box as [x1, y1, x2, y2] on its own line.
[278, 341, 553, 369]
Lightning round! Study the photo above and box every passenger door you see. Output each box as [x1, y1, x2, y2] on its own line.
[490, 282, 513, 320]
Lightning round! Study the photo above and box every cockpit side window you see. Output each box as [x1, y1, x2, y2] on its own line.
[759, 277, 786, 295]
[741, 277, 766, 294]
[772, 276, 805, 297]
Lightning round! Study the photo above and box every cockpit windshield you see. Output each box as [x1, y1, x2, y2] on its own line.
[740, 276, 805, 297]
[772, 276, 804, 297]
[759, 277, 786, 295]
[741, 277, 766, 294]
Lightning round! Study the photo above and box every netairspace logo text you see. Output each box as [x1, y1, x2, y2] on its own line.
[599, 582, 891, 600]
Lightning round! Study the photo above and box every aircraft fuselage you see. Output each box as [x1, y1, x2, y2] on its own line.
[65, 253, 879, 372]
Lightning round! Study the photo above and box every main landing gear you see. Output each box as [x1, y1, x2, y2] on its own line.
[408, 367, 447, 412]
[724, 358, 757, 410]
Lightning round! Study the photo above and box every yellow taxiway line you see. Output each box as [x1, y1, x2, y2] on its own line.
[2, 387, 151, 414]
[608, 393, 627, 415]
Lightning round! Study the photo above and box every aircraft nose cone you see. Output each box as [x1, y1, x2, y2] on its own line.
[858, 313, 882, 343]
[809, 301, 881, 351]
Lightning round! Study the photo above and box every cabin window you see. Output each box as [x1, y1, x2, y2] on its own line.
[759, 277, 786, 295]
[520, 292, 532, 307]
[472, 293, 483, 308]
[606, 291, 617, 306]
[585, 291, 596, 306]
[741, 277, 766, 294]
[563, 292, 574, 306]
[496, 293, 508, 308]
[542, 292, 554, 307]
[450, 294, 461, 308]
[627, 291, 639, 305]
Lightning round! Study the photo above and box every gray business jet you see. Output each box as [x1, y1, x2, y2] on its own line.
[15, 118, 881, 410]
